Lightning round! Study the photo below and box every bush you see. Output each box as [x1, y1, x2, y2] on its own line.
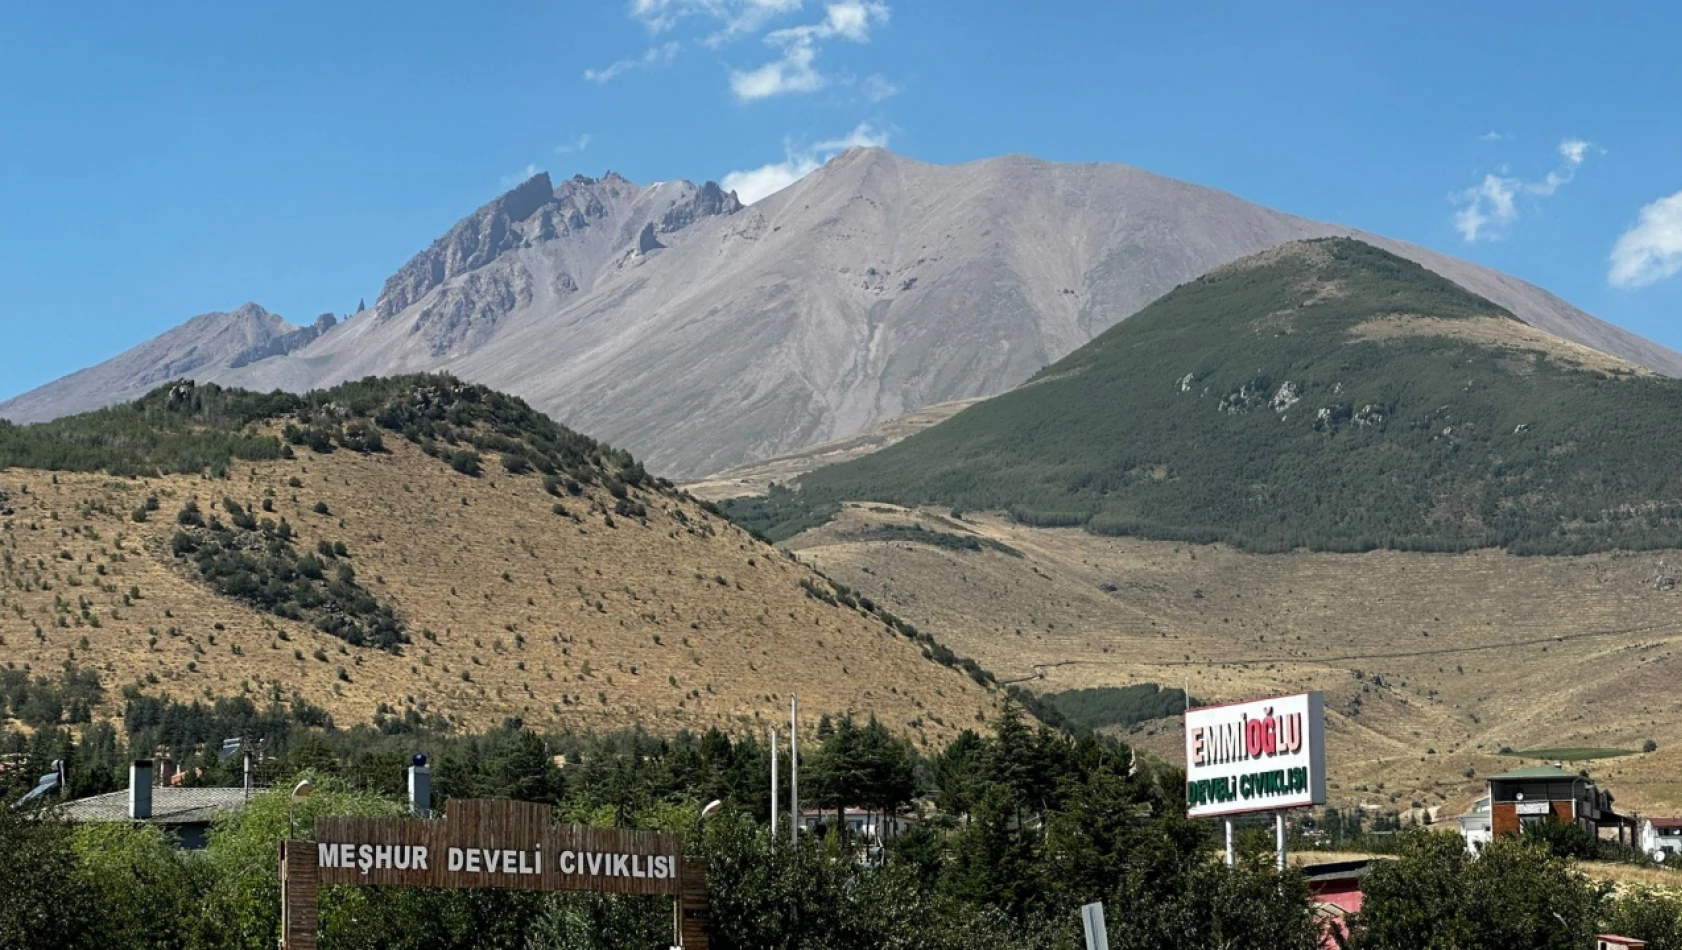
[1520, 818, 1600, 860]
[176, 500, 204, 527]
[450, 450, 483, 477]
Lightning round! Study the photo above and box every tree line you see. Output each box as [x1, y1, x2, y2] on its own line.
[9, 695, 1682, 948]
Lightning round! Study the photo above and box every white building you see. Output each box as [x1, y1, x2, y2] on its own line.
[1457, 794, 1493, 853]
[796, 808, 915, 842]
[1641, 818, 1682, 860]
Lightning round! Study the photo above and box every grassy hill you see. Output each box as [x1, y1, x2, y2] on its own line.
[0, 377, 994, 743]
[754, 239, 1682, 554]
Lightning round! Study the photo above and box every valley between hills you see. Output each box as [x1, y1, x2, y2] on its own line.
[781, 502, 1682, 816]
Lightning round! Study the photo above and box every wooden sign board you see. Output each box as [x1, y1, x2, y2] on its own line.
[313, 799, 683, 896]
[280, 800, 707, 950]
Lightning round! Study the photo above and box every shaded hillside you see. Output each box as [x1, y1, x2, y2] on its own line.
[0, 377, 993, 742]
[775, 239, 1682, 554]
[10, 151, 1681, 481]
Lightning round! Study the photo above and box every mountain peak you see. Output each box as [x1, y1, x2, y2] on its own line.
[227, 301, 275, 321]
[374, 173, 563, 319]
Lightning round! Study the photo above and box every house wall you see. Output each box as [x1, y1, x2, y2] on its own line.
[1491, 799, 1576, 838]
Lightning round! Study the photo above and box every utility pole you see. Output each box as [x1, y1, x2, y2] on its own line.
[790, 695, 799, 847]
[770, 726, 780, 839]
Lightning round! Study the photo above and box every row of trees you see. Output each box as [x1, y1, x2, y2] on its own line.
[10, 697, 1682, 948]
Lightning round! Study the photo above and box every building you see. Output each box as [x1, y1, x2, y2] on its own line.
[1487, 764, 1631, 840]
[1303, 859, 1373, 949]
[1640, 818, 1682, 859]
[1598, 937, 1648, 950]
[1477, 764, 1637, 847]
[1456, 794, 1493, 853]
[57, 759, 259, 850]
[795, 808, 916, 842]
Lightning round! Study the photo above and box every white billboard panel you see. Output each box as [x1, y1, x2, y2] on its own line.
[1184, 691, 1326, 818]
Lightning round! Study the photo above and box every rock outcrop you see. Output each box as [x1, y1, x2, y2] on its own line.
[229, 312, 338, 368]
[375, 173, 559, 320]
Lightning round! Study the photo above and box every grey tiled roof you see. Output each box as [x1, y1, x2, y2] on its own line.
[58, 786, 262, 825]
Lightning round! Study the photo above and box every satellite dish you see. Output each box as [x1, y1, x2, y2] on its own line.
[1655, 850, 1668, 864]
[700, 800, 724, 821]
[218, 738, 243, 761]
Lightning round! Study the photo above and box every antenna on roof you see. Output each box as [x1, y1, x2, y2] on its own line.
[11, 759, 65, 810]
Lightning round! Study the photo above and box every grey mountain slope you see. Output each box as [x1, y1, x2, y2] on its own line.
[0, 303, 295, 422]
[6, 149, 1678, 479]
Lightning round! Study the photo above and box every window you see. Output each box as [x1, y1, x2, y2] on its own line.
[1520, 815, 1548, 829]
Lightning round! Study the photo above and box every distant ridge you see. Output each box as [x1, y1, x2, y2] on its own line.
[7, 149, 1679, 480]
[0, 303, 295, 422]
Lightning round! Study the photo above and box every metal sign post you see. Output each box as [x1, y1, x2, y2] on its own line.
[1080, 902, 1108, 950]
[1275, 812, 1287, 871]
[789, 695, 799, 847]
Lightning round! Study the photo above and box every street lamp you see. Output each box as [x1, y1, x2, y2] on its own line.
[690, 799, 724, 854]
[288, 779, 313, 839]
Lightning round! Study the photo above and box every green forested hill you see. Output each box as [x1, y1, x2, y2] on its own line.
[754, 239, 1682, 554]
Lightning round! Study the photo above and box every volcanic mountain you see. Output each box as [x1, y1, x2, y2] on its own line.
[6, 150, 1679, 479]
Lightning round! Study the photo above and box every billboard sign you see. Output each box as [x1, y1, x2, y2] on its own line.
[1185, 692, 1326, 818]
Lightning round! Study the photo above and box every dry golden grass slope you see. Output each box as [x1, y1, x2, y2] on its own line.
[0, 437, 992, 745]
[784, 504, 1682, 814]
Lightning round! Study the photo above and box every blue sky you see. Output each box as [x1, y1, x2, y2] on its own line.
[2, 0, 1679, 402]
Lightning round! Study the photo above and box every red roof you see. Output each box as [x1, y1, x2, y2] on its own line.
[1648, 818, 1682, 829]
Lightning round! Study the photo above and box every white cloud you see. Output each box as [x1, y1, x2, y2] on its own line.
[583, 42, 680, 83]
[1476, 131, 1508, 142]
[631, 0, 801, 40]
[730, 2, 889, 101]
[554, 133, 593, 154]
[721, 122, 890, 204]
[1451, 137, 1597, 242]
[1557, 138, 1591, 167]
[500, 164, 545, 189]
[729, 41, 823, 99]
[1609, 190, 1682, 289]
[861, 72, 898, 102]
